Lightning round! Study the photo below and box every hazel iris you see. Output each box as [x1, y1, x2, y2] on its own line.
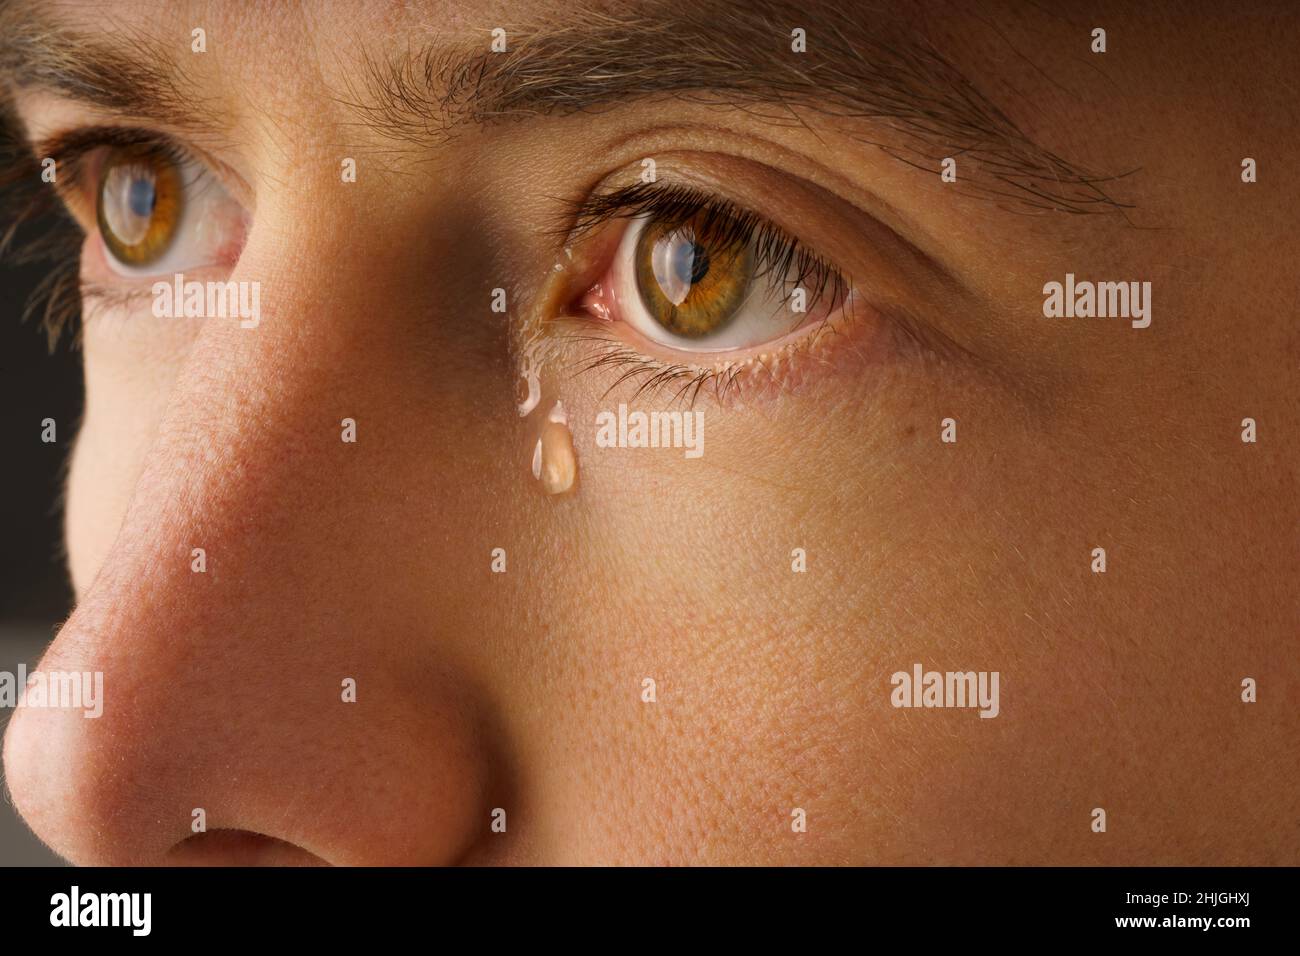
[634, 213, 754, 339]
[96, 146, 183, 267]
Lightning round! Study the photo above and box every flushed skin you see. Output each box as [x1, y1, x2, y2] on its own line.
[2, 0, 1297, 865]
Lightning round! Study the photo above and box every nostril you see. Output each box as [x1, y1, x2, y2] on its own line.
[168, 830, 331, 866]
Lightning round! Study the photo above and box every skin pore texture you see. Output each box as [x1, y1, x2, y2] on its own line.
[1, 0, 1297, 865]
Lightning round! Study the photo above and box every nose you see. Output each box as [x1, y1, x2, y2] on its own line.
[3, 250, 498, 865]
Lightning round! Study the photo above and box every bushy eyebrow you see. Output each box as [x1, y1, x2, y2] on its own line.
[0, 7, 208, 134]
[347, 0, 1133, 215]
[0, 0, 1132, 216]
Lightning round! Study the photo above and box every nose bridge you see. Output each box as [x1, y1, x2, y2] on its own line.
[4, 264, 494, 865]
[77, 254, 377, 634]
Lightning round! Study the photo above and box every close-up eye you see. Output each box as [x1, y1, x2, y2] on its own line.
[574, 184, 852, 358]
[95, 144, 184, 268]
[49, 132, 247, 279]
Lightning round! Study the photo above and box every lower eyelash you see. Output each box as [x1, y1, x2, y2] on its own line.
[29, 263, 84, 349]
[573, 332, 748, 406]
[550, 310, 851, 408]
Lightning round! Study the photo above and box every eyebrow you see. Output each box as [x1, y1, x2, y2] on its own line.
[347, 0, 1132, 215]
[0, 9, 208, 134]
[0, 0, 1131, 215]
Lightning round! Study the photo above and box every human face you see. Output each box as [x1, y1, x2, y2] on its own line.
[2, 0, 1296, 865]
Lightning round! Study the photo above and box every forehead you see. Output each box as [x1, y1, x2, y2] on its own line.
[34, 0, 596, 43]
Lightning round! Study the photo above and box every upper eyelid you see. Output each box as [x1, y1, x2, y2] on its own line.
[37, 127, 196, 196]
[564, 145, 974, 309]
[32, 122, 253, 210]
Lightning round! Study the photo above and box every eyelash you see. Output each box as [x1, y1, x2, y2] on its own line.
[557, 181, 853, 404]
[46, 126, 193, 195]
[566, 181, 849, 312]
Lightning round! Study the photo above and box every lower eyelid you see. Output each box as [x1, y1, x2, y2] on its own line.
[554, 289, 891, 406]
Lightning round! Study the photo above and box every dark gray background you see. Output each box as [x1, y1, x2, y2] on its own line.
[1, 189, 82, 864]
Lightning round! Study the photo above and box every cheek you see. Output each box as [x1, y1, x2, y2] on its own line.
[64, 381, 162, 597]
[65, 302, 195, 595]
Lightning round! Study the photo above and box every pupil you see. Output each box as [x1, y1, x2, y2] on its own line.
[672, 240, 709, 287]
[128, 177, 156, 219]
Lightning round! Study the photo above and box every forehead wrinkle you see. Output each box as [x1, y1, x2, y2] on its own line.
[340, 0, 1133, 215]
